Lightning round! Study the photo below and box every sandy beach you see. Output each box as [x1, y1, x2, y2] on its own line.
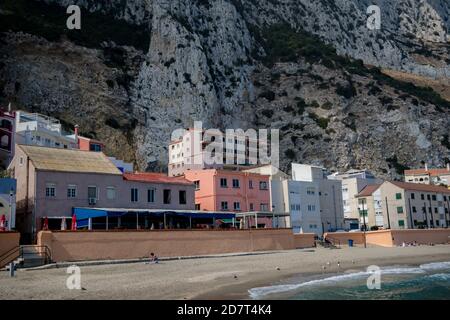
[1, 245, 450, 300]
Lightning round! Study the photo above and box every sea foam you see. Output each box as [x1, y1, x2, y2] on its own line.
[419, 261, 450, 271]
[248, 265, 430, 299]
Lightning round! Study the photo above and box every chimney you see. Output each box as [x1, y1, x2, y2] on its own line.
[74, 124, 79, 136]
[447, 163, 450, 172]
[425, 163, 428, 171]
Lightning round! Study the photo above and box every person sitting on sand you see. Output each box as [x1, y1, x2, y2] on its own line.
[149, 252, 159, 264]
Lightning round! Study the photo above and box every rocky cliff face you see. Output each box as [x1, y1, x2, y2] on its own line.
[1, 0, 449, 177]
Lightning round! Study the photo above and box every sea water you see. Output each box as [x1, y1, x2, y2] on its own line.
[249, 261, 450, 300]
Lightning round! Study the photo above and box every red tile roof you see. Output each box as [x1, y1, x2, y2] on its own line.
[356, 184, 382, 197]
[123, 172, 194, 186]
[404, 168, 450, 176]
[389, 181, 450, 194]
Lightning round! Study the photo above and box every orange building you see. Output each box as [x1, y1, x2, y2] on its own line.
[71, 125, 103, 152]
[184, 169, 271, 213]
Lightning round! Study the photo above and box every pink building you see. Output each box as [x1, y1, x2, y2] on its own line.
[184, 169, 271, 213]
[9, 145, 195, 242]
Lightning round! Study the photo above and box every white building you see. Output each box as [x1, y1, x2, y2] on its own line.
[283, 179, 323, 234]
[14, 111, 78, 149]
[244, 164, 342, 235]
[404, 164, 450, 186]
[328, 169, 383, 229]
[292, 164, 345, 232]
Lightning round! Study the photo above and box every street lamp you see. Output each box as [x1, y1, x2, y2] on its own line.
[360, 198, 367, 248]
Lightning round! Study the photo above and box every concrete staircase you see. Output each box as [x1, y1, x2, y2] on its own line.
[1, 245, 52, 269]
[18, 246, 50, 268]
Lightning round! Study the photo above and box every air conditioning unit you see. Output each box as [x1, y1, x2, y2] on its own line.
[88, 197, 97, 205]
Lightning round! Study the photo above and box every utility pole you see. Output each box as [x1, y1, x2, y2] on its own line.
[428, 196, 434, 228]
[332, 184, 338, 230]
[8, 188, 13, 231]
[408, 198, 414, 229]
[423, 202, 429, 229]
[385, 196, 391, 229]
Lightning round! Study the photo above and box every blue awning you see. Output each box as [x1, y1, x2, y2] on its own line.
[72, 208, 235, 221]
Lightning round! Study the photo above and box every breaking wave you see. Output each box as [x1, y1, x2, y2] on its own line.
[249, 262, 450, 299]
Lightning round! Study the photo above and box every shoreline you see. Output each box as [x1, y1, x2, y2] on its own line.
[1, 245, 450, 300]
[194, 246, 450, 300]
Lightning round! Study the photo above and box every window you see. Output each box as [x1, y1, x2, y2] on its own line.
[163, 189, 171, 204]
[88, 186, 98, 200]
[220, 178, 228, 188]
[107, 187, 116, 200]
[179, 190, 187, 205]
[427, 194, 431, 200]
[249, 180, 253, 189]
[307, 187, 316, 195]
[19, 157, 24, 166]
[221, 201, 228, 210]
[90, 143, 102, 152]
[411, 193, 415, 199]
[412, 206, 417, 213]
[0, 134, 9, 148]
[249, 203, 254, 211]
[398, 220, 405, 228]
[434, 207, 438, 213]
[421, 194, 425, 200]
[0, 119, 12, 130]
[397, 206, 404, 214]
[147, 189, 155, 203]
[234, 202, 241, 211]
[195, 204, 200, 210]
[194, 180, 200, 190]
[131, 188, 138, 202]
[67, 185, 77, 198]
[432, 195, 437, 201]
[46, 183, 56, 197]
[359, 209, 368, 217]
[308, 205, 316, 212]
[260, 203, 269, 211]
[259, 181, 268, 190]
[232, 179, 240, 188]
[395, 193, 402, 200]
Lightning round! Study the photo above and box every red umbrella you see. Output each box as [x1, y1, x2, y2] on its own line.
[0, 214, 5, 231]
[42, 216, 49, 230]
[71, 214, 77, 231]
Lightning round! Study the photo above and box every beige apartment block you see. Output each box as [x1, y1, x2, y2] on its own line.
[168, 128, 271, 177]
[328, 169, 383, 225]
[356, 181, 450, 230]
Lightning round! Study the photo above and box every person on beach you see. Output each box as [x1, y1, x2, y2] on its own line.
[149, 252, 159, 264]
[145, 252, 159, 264]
